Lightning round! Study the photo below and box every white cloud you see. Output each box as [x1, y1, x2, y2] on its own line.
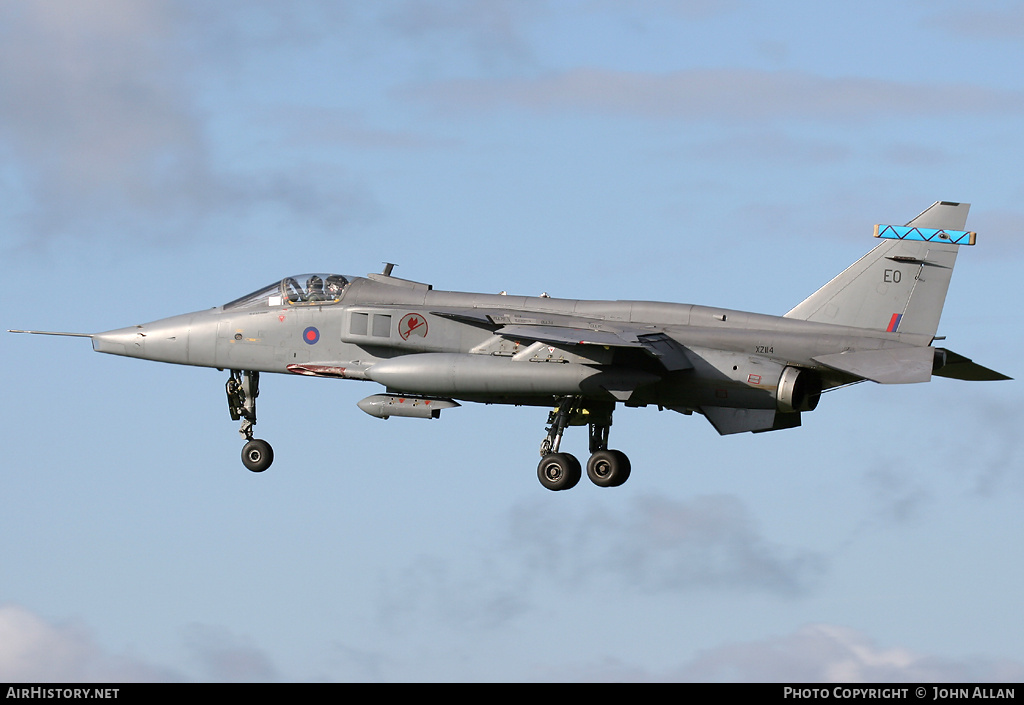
[672, 623, 1024, 682]
[0, 604, 282, 683]
[0, 604, 178, 682]
[542, 623, 1024, 682]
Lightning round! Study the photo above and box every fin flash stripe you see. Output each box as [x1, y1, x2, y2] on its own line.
[874, 224, 976, 245]
[886, 313, 903, 333]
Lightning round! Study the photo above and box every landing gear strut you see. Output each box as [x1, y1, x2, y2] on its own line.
[227, 370, 274, 472]
[536, 397, 631, 491]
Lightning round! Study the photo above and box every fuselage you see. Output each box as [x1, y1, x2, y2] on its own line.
[90, 272, 928, 414]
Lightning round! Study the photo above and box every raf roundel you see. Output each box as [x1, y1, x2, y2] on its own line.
[302, 326, 320, 345]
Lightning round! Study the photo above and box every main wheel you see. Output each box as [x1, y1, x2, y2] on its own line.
[241, 439, 274, 473]
[537, 453, 581, 491]
[587, 449, 631, 487]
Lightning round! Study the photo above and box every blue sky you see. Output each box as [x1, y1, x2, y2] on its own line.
[2, 0, 1022, 682]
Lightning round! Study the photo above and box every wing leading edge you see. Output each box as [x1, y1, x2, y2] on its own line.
[429, 308, 694, 373]
[494, 325, 692, 372]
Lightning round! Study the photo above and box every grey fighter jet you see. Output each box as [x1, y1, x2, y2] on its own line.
[11, 201, 1009, 490]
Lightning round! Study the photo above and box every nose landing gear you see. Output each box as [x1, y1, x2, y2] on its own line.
[241, 438, 274, 472]
[227, 369, 274, 472]
[537, 397, 631, 491]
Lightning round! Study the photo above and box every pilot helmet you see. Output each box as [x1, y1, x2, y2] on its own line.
[307, 275, 324, 292]
[325, 275, 345, 294]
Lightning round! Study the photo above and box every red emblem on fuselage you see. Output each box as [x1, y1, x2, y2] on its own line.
[399, 313, 428, 341]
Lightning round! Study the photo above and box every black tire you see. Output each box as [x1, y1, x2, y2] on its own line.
[537, 452, 581, 491]
[587, 449, 631, 487]
[241, 439, 274, 473]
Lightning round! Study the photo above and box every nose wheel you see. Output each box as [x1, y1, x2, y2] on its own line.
[242, 439, 274, 472]
[227, 370, 274, 473]
[537, 397, 630, 491]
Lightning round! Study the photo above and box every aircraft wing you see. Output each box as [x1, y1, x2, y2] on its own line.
[495, 324, 637, 348]
[428, 309, 498, 328]
[495, 325, 693, 371]
[634, 332, 694, 371]
[430, 307, 692, 371]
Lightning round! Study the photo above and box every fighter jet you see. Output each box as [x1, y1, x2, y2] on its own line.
[10, 201, 1009, 490]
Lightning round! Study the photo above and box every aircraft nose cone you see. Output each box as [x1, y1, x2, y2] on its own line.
[92, 314, 193, 363]
[139, 317, 191, 364]
[92, 326, 145, 357]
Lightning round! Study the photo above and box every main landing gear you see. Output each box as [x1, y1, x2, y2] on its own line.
[226, 369, 274, 473]
[537, 397, 631, 491]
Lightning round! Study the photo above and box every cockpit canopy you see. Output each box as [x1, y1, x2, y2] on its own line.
[223, 274, 351, 310]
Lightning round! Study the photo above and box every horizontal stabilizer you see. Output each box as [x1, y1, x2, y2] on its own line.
[933, 349, 1011, 381]
[812, 347, 934, 384]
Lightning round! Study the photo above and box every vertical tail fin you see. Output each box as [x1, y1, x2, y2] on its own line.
[784, 202, 972, 338]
